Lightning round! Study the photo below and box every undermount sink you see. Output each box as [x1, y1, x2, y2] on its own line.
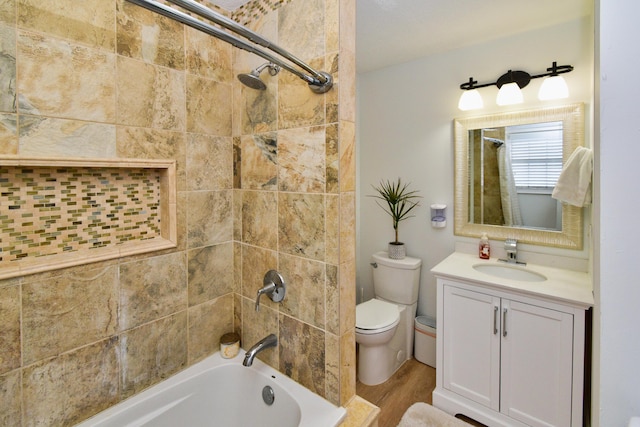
[473, 263, 547, 282]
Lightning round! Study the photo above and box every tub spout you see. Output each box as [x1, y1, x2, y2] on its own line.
[243, 334, 277, 367]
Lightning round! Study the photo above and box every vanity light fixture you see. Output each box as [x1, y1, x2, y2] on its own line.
[458, 61, 574, 110]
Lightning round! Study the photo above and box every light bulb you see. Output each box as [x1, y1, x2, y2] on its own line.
[496, 82, 523, 106]
[538, 75, 569, 100]
[458, 89, 483, 111]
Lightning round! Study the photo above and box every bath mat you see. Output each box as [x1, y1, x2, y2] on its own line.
[397, 402, 470, 427]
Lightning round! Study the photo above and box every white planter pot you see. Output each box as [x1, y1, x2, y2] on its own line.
[388, 242, 406, 259]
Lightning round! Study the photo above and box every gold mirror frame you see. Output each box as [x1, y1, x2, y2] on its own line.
[454, 103, 585, 249]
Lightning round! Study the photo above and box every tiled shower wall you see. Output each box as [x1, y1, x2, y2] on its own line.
[0, 0, 356, 425]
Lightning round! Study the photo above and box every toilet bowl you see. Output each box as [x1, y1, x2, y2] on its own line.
[355, 252, 422, 386]
[356, 298, 403, 385]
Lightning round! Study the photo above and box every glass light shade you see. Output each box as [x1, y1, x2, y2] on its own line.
[458, 89, 483, 111]
[496, 82, 523, 105]
[538, 75, 569, 100]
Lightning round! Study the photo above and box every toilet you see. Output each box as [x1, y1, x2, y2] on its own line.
[355, 251, 422, 385]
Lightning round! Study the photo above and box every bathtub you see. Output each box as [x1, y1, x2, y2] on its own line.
[77, 351, 347, 427]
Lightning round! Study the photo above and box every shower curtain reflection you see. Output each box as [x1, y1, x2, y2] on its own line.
[497, 143, 523, 226]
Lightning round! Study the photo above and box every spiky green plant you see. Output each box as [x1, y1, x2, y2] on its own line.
[369, 178, 421, 244]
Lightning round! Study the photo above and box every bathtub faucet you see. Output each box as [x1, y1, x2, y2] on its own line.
[243, 333, 277, 367]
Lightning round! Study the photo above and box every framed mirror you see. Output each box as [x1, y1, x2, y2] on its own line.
[454, 103, 585, 249]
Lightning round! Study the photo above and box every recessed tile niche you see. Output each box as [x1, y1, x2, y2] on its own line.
[0, 156, 177, 279]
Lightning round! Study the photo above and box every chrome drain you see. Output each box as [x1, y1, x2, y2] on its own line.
[262, 385, 275, 406]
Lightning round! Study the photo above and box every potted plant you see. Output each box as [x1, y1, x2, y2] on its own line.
[370, 178, 422, 259]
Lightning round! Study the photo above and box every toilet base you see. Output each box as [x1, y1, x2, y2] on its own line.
[357, 342, 406, 385]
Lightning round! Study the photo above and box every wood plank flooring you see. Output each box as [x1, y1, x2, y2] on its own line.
[356, 358, 435, 427]
[356, 358, 486, 427]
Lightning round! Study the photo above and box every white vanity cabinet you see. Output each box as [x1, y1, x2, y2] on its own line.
[432, 253, 593, 427]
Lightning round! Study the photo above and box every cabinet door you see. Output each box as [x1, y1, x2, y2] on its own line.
[443, 285, 501, 410]
[500, 299, 574, 427]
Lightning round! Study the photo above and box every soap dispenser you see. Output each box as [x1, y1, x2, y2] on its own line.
[479, 233, 490, 259]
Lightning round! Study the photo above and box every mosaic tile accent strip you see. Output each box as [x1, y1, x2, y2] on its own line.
[232, 0, 292, 25]
[1, 166, 161, 262]
[0, 157, 177, 279]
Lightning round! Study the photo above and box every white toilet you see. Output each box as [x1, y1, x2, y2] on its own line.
[355, 251, 422, 385]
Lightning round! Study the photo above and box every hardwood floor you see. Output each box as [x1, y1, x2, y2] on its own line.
[356, 358, 486, 427]
[356, 358, 435, 427]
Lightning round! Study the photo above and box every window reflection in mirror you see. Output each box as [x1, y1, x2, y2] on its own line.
[468, 121, 563, 230]
[454, 103, 585, 249]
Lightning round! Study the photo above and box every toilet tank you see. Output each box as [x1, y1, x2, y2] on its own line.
[371, 251, 422, 305]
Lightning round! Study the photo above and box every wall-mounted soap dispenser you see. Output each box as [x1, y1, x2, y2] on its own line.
[430, 204, 446, 228]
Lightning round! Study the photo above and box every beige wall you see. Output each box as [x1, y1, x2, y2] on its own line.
[0, 0, 356, 425]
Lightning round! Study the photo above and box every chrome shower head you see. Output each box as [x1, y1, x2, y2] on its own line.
[237, 62, 280, 90]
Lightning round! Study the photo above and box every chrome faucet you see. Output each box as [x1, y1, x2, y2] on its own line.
[243, 333, 277, 367]
[500, 238, 525, 265]
[254, 270, 286, 311]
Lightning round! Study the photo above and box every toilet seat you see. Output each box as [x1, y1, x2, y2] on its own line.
[356, 299, 400, 334]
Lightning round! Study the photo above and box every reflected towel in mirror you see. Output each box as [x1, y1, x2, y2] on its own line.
[552, 146, 593, 207]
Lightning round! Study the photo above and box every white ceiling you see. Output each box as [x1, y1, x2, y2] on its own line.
[356, 0, 591, 73]
[206, 0, 591, 73]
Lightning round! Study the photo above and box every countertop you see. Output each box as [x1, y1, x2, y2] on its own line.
[431, 252, 594, 308]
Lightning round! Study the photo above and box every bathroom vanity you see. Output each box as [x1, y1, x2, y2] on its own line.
[431, 252, 593, 427]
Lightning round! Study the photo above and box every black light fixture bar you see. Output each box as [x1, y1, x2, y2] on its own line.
[460, 61, 574, 91]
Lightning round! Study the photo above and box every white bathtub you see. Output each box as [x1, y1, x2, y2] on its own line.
[77, 351, 347, 427]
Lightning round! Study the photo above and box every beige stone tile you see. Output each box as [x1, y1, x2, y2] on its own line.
[279, 314, 325, 397]
[116, 125, 186, 190]
[339, 120, 356, 192]
[325, 263, 339, 335]
[277, 57, 326, 130]
[0, 369, 21, 427]
[186, 190, 233, 248]
[0, 23, 16, 113]
[326, 52, 339, 123]
[326, 123, 339, 193]
[18, 0, 115, 51]
[240, 133, 278, 190]
[233, 242, 241, 294]
[18, 31, 116, 122]
[0, 285, 20, 374]
[338, 49, 356, 122]
[278, 192, 325, 261]
[0, 0, 16, 25]
[188, 293, 234, 364]
[340, 191, 356, 262]
[117, 0, 184, 69]
[278, 0, 324, 62]
[0, 113, 17, 154]
[22, 338, 119, 426]
[279, 253, 325, 329]
[233, 291, 242, 335]
[22, 266, 118, 365]
[116, 56, 185, 131]
[176, 191, 188, 251]
[119, 252, 187, 330]
[241, 244, 277, 302]
[325, 331, 340, 406]
[241, 296, 278, 368]
[186, 133, 233, 191]
[340, 328, 356, 405]
[186, 75, 232, 136]
[326, 194, 339, 265]
[233, 136, 241, 188]
[339, 259, 356, 335]
[187, 242, 234, 306]
[238, 81, 278, 135]
[18, 116, 116, 158]
[120, 312, 187, 399]
[341, 395, 380, 427]
[339, 0, 356, 54]
[186, 26, 232, 82]
[233, 188, 242, 240]
[241, 190, 278, 249]
[325, 0, 339, 54]
[278, 125, 326, 192]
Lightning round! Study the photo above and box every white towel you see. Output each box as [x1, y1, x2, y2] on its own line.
[552, 146, 593, 207]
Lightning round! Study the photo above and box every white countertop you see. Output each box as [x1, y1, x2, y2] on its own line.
[431, 252, 594, 308]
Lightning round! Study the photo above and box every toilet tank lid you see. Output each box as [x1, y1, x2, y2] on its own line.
[372, 251, 422, 270]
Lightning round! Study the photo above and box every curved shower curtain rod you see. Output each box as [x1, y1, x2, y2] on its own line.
[125, 0, 333, 93]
